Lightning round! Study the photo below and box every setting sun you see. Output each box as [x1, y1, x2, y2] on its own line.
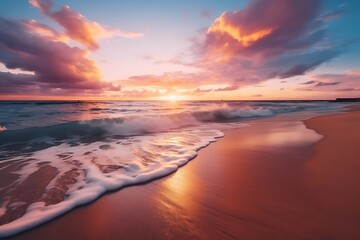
[168, 95, 177, 101]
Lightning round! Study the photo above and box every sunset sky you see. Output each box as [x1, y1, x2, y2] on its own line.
[0, 0, 359, 100]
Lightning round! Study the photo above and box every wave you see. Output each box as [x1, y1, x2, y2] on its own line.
[0, 129, 224, 237]
[0, 104, 305, 146]
[0, 122, 105, 146]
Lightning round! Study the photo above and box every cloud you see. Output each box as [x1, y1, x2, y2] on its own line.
[0, 16, 114, 95]
[121, 71, 222, 89]
[298, 70, 360, 92]
[336, 88, 360, 91]
[252, 94, 263, 97]
[315, 81, 341, 87]
[22, 19, 67, 41]
[183, 0, 343, 88]
[193, 88, 213, 93]
[29, 0, 142, 50]
[213, 85, 239, 91]
[320, 7, 345, 22]
[311, 70, 360, 88]
[301, 80, 317, 85]
[311, 70, 360, 83]
[114, 89, 161, 98]
[0, 71, 37, 94]
[203, 0, 323, 59]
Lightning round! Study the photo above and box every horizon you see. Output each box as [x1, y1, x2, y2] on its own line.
[0, 98, 353, 102]
[0, 0, 359, 100]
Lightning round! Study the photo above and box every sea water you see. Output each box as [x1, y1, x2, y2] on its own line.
[0, 100, 350, 236]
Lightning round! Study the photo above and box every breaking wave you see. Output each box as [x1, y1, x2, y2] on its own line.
[0, 104, 302, 146]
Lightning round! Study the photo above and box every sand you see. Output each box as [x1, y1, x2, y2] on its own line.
[9, 107, 360, 239]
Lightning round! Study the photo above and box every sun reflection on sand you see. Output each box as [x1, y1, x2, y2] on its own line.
[238, 121, 322, 148]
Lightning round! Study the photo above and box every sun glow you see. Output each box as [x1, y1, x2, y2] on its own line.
[168, 95, 178, 101]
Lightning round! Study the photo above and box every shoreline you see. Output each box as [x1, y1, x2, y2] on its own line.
[6, 106, 360, 239]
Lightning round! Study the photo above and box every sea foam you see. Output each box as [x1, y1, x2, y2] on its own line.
[0, 129, 224, 237]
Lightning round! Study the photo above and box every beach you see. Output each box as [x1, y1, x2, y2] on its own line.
[1, 0, 359, 238]
[7, 106, 359, 240]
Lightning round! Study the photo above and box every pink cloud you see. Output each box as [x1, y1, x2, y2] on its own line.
[112, 89, 162, 98]
[121, 71, 222, 89]
[29, 0, 142, 50]
[22, 19, 67, 41]
[203, 0, 323, 60]
[336, 88, 360, 92]
[0, 17, 116, 95]
[213, 85, 239, 91]
[188, 0, 341, 86]
[298, 70, 360, 92]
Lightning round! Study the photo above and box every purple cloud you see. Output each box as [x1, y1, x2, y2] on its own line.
[315, 81, 341, 87]
[301, 80, 317, 85]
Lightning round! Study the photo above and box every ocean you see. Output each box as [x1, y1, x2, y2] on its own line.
[0, 100, 351, 236]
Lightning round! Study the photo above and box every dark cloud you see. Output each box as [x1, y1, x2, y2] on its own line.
[280, 64, 314, 78]
[301, 80, 317, 85]
[0, 71, 37, 94]
[181, 0, 344, 90]
[336, 88, 360, 91]
[298, 70, 360, 93]
[267, 48, 341, 79]
[203, 0, 323, 59]
[0, 15, 128, 96]
[0, 17, 104, 92]
[315, 81, 341, 86]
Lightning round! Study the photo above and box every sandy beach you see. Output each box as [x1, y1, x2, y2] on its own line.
[1, 0, 359, 238]
[7, 107, 360, 239]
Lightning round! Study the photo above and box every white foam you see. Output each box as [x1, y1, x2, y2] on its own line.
[84, 104, 282, 137]
[0, 129, 224, 237]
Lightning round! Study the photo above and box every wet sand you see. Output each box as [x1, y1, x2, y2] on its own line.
[10, 107, 360, 239]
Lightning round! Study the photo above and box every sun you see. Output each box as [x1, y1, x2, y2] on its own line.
[168, 95, 177, 101]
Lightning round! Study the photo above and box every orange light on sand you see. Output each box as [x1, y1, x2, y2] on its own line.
[208, 16, 273, 47]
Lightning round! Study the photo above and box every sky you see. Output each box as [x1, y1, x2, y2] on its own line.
[0, 0, 359, 100]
